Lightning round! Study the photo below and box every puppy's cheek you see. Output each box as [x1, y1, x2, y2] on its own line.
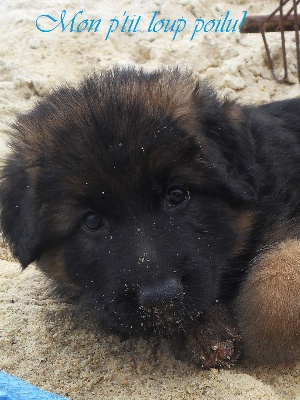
[229, 209, 256, 257]
[236, 239, 300, 363]
[38, 248, 81, 291]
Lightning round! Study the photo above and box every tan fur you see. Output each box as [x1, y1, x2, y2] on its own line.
[231, 210, 256, 256]
[236, 239, 300, 363]
[39, 249, 81, 291]
[224, 101, 245, 129]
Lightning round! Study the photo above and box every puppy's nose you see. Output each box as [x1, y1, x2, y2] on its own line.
[138, 277, 183, 310]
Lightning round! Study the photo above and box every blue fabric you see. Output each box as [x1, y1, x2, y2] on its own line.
[0, 372, 69, 400]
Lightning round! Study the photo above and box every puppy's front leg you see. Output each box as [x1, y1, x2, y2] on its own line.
[169, 303, 241, 368]
[236, 239, 300, 363]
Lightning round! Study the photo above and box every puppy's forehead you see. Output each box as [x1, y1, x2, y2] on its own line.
[16, 67, 203, 146]
[75, 67, 203, 151]
[13, 68, 207, 198]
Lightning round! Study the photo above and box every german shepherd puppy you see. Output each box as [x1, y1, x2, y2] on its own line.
[1, 67, 300, 367]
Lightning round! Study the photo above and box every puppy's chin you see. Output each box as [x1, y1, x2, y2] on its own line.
[93, 299, 203, 339]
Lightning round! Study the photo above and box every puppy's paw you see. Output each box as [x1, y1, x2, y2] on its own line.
[170, 304, 241, 368]
[184, 321, 241, 369]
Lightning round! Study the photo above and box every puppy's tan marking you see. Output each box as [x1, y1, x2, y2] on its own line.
[39, 248, 81, 291]
[232, 210, 256, 256]
[224, 101, 245, 129]
[236, 239, 300, 363]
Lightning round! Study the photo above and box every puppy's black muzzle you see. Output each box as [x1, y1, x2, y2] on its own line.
[137, 277, 184, 312]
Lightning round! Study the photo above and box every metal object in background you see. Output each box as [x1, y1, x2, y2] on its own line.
[241, 0, 300, 83]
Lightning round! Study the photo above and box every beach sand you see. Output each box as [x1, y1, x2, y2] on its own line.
[0, 1, 300, 398]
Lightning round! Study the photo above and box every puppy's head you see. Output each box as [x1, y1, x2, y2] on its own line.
[0, 67, 257, 337]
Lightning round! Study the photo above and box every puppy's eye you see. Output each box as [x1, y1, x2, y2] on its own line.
[166, 187, 190, 208]
[83, 212, 105, 231]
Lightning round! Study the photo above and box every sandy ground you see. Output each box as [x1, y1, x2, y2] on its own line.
[1, 0, 300, 399]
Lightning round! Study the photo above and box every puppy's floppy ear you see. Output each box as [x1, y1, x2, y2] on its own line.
[0, 158, 42, 268]
[194, 83, 257, 205]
